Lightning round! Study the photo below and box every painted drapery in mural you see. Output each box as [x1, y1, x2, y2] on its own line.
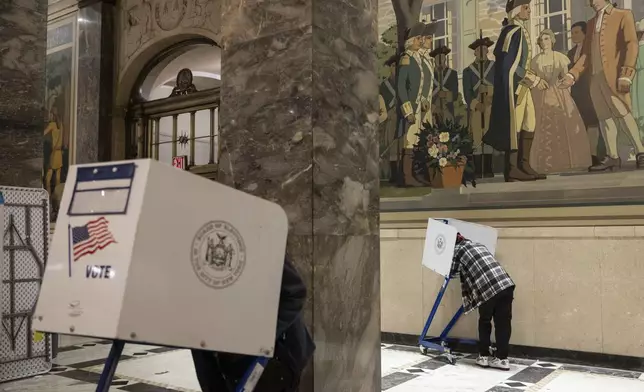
[377, 0, 644, 206]
[45, 23, 74, 221]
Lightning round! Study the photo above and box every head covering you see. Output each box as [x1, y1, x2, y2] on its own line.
[429, 46, 451, 58]
[468, 37, 495, 50]
[422, 22, 436, 37]
[406, 23, 426, 40]
[505, 0, 531, 13]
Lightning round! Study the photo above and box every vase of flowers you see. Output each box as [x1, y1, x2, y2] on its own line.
[412, 118, 473, 189]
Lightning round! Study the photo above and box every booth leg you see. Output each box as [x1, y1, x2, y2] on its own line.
[236, 357, 270, 392]
[440, 306, 465, 340]
[96, 340, 125, 392]
[418, 277, 450, 353]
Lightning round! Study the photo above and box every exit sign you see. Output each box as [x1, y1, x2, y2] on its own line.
[172, 156, 188, 170]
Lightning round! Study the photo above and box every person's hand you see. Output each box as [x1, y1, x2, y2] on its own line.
[422, 101, 430, 112]
[618, 79, 632, 94]
[439, 91, 451, 99]
[405, 114, 415, 124]
[537, 79, 550, 91]
[557, 74, 574, 89]
[484, 96, 493, 106]
[475, 102, 485, 112]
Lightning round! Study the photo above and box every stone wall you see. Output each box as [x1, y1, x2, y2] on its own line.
[381, 225, 644, 357]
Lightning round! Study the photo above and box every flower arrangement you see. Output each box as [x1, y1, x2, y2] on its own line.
[414, 117, 472, 169]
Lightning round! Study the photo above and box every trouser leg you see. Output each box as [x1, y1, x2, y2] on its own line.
[478, 298, 495, 356]
[493, 287, 515, 360]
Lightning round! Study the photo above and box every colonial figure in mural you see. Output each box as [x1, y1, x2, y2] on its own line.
[529, 29, 591, 174]
[633, 19, 644, 140]
[463, 36, 496, 178]
[430, 46, 458, 124]
[44, 98, 64, 196]
[419, 23, 436, 127]
[568, 21, 605, 166]
[379, 54, 399, 182]
[484, 0, 548, 182]
[396, 22, 427, 186]
[560, 0, 644, 171]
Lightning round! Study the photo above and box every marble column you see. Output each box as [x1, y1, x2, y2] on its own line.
[219, 1, 380, 391]
[76, 0, 115, 163]
[0, 0, 47, 187]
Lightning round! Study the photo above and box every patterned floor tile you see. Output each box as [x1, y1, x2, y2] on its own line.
[496, 380, 534, 390]
[530, 361, 562, 370]
[381, 372, 419, 390]
[508, 366, 555, 383]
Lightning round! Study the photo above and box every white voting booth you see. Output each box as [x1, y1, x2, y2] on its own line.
[34, 159, 288, 391]
[418, 218, 498, 363]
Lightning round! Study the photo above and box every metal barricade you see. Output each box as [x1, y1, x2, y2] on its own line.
[0, 186, 52, 382]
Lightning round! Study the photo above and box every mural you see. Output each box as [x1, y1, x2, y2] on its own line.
[378, 0, 644, 202]
[45, 23, 74, 221]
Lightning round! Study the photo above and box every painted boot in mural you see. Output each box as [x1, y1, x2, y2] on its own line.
[505, 151, 536, 182]
[473, 155, 483, 178]
[589, 156, 621, 172]
[518, 131, 546, 180]
[636, 153, 644, 169]
[483, 154, 495, 178]
[401, 149, 425, 187]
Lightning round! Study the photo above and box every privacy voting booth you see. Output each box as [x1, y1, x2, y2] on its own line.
[33, 159, 289, 391]
[418, 218, 498, 364]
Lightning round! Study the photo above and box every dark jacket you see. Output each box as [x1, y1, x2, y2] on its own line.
[192, 257, 314, 391]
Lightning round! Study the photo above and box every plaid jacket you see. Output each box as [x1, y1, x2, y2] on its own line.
[450, 239, 515, 313]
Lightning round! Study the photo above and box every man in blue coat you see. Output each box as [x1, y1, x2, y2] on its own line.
[396, 22, 427, 186]
[483, 0, 548, 182]
[463, 37, 496, 178]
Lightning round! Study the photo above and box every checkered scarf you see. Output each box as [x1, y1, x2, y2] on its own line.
[450, 238, 515, 313]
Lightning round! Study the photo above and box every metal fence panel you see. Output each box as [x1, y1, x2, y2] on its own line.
[0, 186, 52, 382]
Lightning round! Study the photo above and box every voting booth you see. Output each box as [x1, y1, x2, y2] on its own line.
[34, 159, 289, 391]
[0, 187, 52, 382]
[418, 218, 498, 364]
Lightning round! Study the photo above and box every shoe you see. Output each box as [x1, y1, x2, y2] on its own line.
[589, 156, 621, 172]
[476, 356, 490, 368]
[519, 131, 546, 180]
[505, 151, 537, 182]
[489, 358, 510, 371]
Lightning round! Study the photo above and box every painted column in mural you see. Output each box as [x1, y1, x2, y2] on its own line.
[45, 20, 75, 220]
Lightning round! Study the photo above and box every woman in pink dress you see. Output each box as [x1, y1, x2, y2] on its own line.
[529, 29, 591, 173]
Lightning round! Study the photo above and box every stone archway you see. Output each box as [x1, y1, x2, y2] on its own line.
[112, 33, 221, 160]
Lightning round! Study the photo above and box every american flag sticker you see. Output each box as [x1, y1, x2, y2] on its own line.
[68, 218, 117, 275]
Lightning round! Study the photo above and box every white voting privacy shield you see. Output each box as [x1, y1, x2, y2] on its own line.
[34, 159, 288, 357]
[436, 218, 498, 255]
[422, 219, 458, 277]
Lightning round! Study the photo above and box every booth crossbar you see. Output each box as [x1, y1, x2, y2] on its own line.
[418, 276, 477, 364]
[95, 340, 270, 392]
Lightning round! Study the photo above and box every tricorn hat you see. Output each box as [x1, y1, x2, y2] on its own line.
[505, 0, 531, 13]
[468, 37, 495, 50]
[422, 22, 436, 37]
[406, 23, 426, 40]
[429, 46, 451, 58]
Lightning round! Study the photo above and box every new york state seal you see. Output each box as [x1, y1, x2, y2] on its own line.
[191, 221, 246, 289]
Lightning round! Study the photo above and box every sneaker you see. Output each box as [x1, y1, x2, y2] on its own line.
[489, 358, 510, 370]
[476, 356, 490, 368]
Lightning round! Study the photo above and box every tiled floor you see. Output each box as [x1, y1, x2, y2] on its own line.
[2, 342, 644, 391]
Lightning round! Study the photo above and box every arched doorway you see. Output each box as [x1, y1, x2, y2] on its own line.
[125, 38, 221, 179]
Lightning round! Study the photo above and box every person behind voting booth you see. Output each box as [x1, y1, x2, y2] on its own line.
[191, 256, 314, 391]
[450, 233, 515, 370]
